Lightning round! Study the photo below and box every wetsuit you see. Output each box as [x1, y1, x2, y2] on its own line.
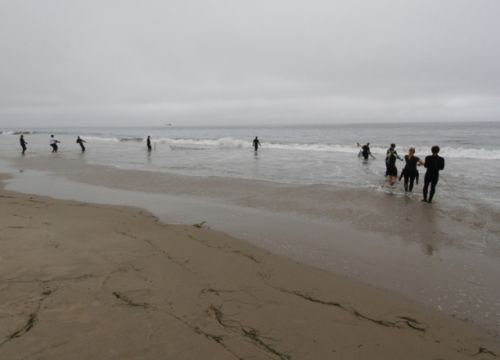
[423, 154, 445, 202]
[76, 138, 86, 152]
[147, 137, 152, 151]
[50, 139, 59, 152]
[361, 145, 370, 160]
[385, 149, 399, 177]
[253, 138, 260, 151]
[20, 136, 27, 154]
[400, 155, 420, 192]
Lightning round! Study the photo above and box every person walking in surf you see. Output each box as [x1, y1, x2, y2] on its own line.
[50, 135, 60, 153]
[76, 136, 86, 152]
[399, 147, 422, 192]
[146, 136, 152, 152]
[385, 143, 403, 186]
[19, 134, 27, 155]
[357, 142, 375, 160]
[422, 145, 445, 203]
[253, 136, 261, 152]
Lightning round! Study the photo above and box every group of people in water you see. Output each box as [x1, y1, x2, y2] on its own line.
[358, 142, 445, 203]
[19, 134, 262, 153]
[44, 134, 87, 153]
[20, 134, 119, 154]
[18, 133, 443, 203]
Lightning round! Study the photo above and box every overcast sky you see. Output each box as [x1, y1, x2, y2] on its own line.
[1, 0, 499, 126]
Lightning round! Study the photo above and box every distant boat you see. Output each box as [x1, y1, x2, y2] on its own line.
[165, 123, 172, 127]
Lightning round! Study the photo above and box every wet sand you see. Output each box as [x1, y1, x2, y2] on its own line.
[1, 177, 499, 359]
[2, 155, 500, 334]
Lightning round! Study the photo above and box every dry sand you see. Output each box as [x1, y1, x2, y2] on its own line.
[0, 175, 499, 359]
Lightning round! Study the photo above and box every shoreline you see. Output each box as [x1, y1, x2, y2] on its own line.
[1, 156, 500, 334]
[1, 179, 499, 358]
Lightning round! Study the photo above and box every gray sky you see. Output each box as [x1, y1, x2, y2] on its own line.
[1, 0, 499, 126]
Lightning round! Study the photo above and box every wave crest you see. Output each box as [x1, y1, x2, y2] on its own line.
[151, 137, 500, 159]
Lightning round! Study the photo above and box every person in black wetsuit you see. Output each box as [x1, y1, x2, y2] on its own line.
[76, 136, 86, 152]
[422, 145, 445, 203]
[385, 143, 402, 186]
[20, 135, 27, 154]
[146, 136, 152, 152]
[357, 142, 375, 160]
[399, 147, 422, 192]
[253, 136, 261, 152]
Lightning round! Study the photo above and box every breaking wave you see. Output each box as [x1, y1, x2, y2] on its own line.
[2, 132, 499, 159]
[153, 138, 500, 159]
[0, 130, 38, 135]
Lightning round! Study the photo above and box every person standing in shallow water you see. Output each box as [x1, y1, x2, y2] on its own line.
[357, 142, 375, 160]
[146, 136, 152, 152]
[76, 136, 86, 152]
[399, 147, 422, 193]
[49, 135, 60, 153]
[422, 145, 445, 203]
[19, 135, 27, 154]
[385, 143, 402, 186]
[253, 136, 261, 152]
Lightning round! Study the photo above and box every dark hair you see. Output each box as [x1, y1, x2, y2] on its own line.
[390, 143, 396, 148]
[431, 145, 440, 154]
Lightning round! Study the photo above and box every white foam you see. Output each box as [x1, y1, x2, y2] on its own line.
[156, 137, 250, 149]
[81, 136, 120, 142]
[438, 147, 500, 160]
[0, 130, 36, 135]
[148, 138, 500, 159]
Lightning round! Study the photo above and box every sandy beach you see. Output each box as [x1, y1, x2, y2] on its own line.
[1, 172, 499, 359]
[3, 155, 500, 333]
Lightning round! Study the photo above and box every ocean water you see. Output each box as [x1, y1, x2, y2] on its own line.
[1, 121, 500, 210]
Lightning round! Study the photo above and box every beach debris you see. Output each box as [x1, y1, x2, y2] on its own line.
[397, 316, 427, 332]
[193, 326, 223, 344]
[192, 221, 207, 228]
[473, 346, 497, 357]
[278, 288, 428, 332]
[112, 291, 150, 309]
[3, 313, 37, 342]
[242, 327, 291, 360]
[0, 287, 53, 347]
[207, 304, 291, 360]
